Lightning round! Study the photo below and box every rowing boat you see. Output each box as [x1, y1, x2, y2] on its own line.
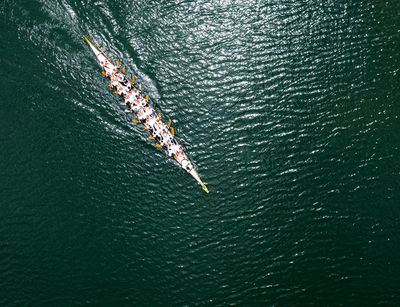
[83, 36, 209, 193]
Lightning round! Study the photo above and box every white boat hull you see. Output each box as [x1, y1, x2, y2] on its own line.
[84, 36, 209, 193]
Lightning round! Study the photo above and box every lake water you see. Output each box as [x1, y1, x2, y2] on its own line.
[0, 0, 399, 305]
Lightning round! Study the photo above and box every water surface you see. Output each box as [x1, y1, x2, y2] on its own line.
[0, 0, 399, 305]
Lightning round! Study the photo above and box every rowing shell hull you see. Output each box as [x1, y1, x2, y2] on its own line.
[83, 36, 209, 193]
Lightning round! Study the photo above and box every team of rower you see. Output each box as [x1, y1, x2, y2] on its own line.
[100, 60, 183, 159]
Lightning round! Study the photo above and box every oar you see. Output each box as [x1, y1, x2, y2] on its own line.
[153, 103, 175, 134]
[166, 118, 176, 136]
[153, 102, 161, 111]
[137, 75, 143, 90]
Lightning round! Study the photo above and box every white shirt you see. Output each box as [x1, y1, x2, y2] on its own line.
[144, 108, 153, 118]
[105, 66, 114, 76]
[137, 109, 146, 120]
[125, 93, 135, 104]
[147, 117, 156, 127]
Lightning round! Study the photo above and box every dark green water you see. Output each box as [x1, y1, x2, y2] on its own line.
[1, 0, 400, 305]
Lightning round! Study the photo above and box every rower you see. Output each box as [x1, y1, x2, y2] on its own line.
[160, 135, 170, 148]
[115, 73, 124, 82]
[167, 143, 180, 158]
[125, 90, 136, 104]
[167, 147, 174, 157]
[143, 107, 153, 118]
[138, 98, 146, 107]
[151, 124, 162, 140]
[131, 104, 139, 113]
[146, 116, 157, 129]
[120, 77, 131, 88]
[136, 108, 147, 121]
[152, 121, 162, 132]
[104, 65, 114, 77]
[160, 139, 167, 148]
[111, 80, 120, 88]
[160, 129, 169, 143]
[117, 87, 127, 97]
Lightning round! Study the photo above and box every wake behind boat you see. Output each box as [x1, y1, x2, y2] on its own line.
[83, 36, 209, 193]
